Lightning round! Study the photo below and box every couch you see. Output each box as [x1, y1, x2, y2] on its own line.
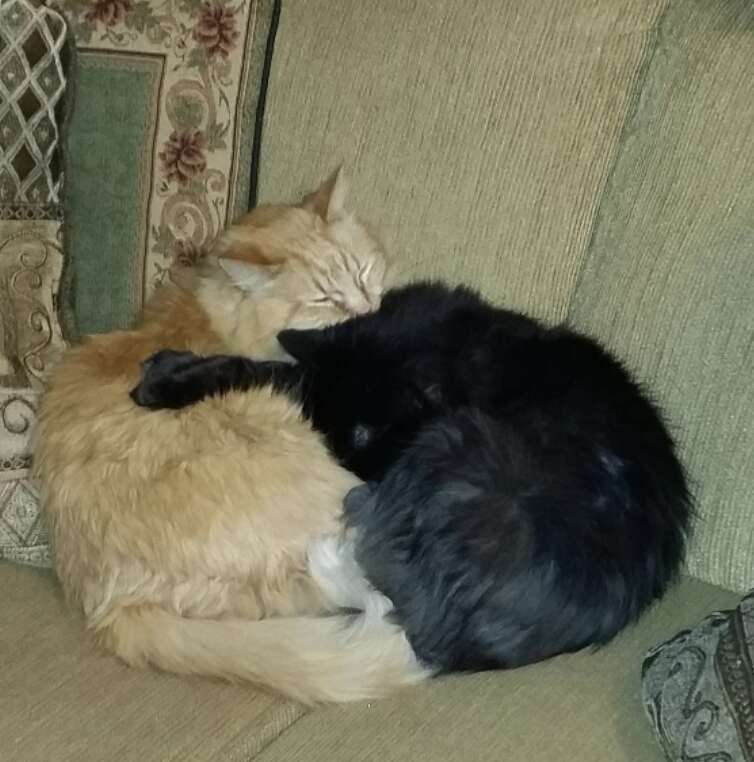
[1, 1, 752, 760]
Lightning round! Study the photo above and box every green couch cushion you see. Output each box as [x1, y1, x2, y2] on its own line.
[258, 0, 667, 323]
[60, 0, 278, 336]
[0, 563, 303, 762]
[0, 562, 739, 761]
[254, 577, 739, 762]
[568, 0, 754, 592]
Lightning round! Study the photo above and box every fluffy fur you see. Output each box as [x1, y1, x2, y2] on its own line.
[33, 173, 427, 703]
[133, 282, 691, 699]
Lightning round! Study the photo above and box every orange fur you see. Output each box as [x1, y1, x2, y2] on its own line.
[34, 174, 410, 700]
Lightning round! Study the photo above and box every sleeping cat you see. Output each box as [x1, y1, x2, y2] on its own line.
[34, 172, 392, 703]
[132, 282, 692, 701]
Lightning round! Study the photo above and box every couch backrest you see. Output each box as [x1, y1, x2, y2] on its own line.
[568, 0, 754, 591]
[260, 0, 754, 591]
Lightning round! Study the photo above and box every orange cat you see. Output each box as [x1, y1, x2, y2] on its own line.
[34, 173, 402, 701]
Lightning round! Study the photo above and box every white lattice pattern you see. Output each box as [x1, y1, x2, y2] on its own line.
[0, 0, 68, 205]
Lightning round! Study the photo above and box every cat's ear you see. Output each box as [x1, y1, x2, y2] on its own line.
[277, 328, 328, 365]
[218, 258, 281, 292]
[300, 167, 349, 222]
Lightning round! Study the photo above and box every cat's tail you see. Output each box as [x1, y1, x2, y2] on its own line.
[96, 598, 430, 704]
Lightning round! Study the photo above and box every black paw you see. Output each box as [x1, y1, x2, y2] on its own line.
[140, 349, 199, 375]
[130, 349, 204, 410]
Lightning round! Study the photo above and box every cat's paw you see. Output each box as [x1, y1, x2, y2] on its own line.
[130, 349, 204, 410]
[139, 349, 199, 376]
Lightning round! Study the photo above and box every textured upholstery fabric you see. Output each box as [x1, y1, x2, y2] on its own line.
[58, 0, 277, 335]
[253, 578, 739, 762]
[568, 0, 754, 592]
[0, 563, 738, 762]
[0, 563, 304, 762]
[258, 0, 666, 323]
[0, 0, 71, 568]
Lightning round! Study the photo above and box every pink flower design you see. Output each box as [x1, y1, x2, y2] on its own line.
[84, 0, 132, 27]
[193, 3, 239, 59]
[159, 130, 207, 185]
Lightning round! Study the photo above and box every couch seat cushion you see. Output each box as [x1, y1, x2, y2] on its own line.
[1, 561, 740, 761]
[0, 563, 303, 762]
[254, 578, 740, 762]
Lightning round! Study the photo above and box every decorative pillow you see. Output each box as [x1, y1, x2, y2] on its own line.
[0, 0, 72, 567]
[643, 590, 754, 761]
[59, 0, 279, 336]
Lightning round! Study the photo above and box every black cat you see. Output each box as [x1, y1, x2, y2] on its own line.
[132, 282, 691, 673]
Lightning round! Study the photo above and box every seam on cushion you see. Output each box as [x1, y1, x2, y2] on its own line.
[248, 0, 282, 210]
[241, 702, 310, 762]
[565, 0, 673, 326]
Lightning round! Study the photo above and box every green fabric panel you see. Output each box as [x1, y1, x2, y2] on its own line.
[259, 0, 666, 324]
[569, 0, 754, 591]
[66, 55, 159, 335]
[254, 578, 740, 762]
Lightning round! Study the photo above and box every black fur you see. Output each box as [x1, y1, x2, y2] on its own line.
[130, 350, 304, 410]
[132, 283, 691, 673]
